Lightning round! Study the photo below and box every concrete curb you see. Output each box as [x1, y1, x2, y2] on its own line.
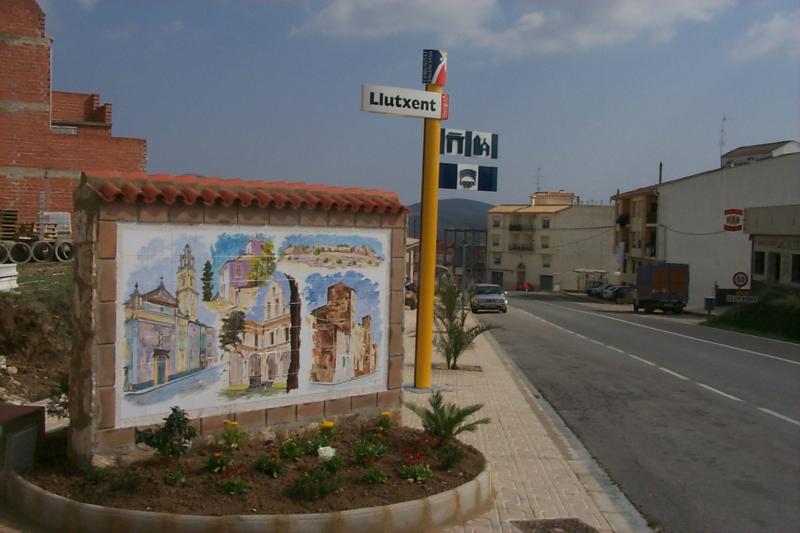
[482, 330, 653, 533]
[2, 466, 494, 533]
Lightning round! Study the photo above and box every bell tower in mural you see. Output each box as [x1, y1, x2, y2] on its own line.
[176, 244, 198, 321]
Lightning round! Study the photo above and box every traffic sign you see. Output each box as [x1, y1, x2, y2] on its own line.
[732, 271, 749, 288]
[440, 129, 498, 159]
[361, 84, 448, 120]
[726, 294, 758, 304]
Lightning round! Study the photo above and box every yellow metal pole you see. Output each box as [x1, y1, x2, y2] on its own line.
[414, 83, 442, 389]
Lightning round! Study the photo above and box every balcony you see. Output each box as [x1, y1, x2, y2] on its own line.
[509, 224, 535, 232]
[509, 244, 534, 251]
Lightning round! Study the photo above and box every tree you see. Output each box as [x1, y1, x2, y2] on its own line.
[247, 241, 276, 286]
[219, 310, 246, 350]
[201, 260, 214, 301]
[434, 279, 492, 369]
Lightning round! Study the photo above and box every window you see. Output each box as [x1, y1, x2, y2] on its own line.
[491, 233, 500, 246]
[493, 253, 502, 265]
[753, 251, 765, 275]
[284, 327, 290, 342]
[492, 216, 501, 228]
[792, 254, 800, 283]
[542, 255, 551, 268]
[542, 217, 550, 229]
[541, 236, 550, 249]
[270, 332, 275, 345]
[768, 252, 781, 282]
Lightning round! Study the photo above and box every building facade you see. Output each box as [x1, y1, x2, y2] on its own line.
[745, 205, 800, 290]
[613, 144, 800, 306]
[0, 0, 147, 228]
[488, 192, 616, 291]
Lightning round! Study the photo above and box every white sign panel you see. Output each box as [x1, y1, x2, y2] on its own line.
[361, 84, 444, 119]
[440, 128, 499, 159]
[456, 164, 479, 190]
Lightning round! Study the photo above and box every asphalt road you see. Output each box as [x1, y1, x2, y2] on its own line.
[477, 293, 800, 533]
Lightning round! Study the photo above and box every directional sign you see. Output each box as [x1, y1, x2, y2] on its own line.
[726, 294, 758, 304]
[361, 84, 448, 120]
[422, 50, 447, 87]
[439, 129, 498, 159]
[439, 163, 497, 191]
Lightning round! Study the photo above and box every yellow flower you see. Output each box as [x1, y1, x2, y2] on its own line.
[224, 419, 238, 427]
[321, 420, 335, 429]
[380, 411, 391, 418]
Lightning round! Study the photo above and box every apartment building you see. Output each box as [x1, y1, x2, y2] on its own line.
[487, 192, 616, 291]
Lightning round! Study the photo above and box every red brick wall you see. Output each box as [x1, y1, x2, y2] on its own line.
[0, 0, 147, 226]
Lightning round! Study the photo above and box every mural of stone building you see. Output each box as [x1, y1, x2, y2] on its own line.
[309, 283, 378, 384]
[123, 244, 216, 392]
[217, 239, 266, 304]
[228, 280, 292, 390]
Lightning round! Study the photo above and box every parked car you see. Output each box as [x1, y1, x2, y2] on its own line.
[609, 285, 632, 303]
[517, 281, 535, 292]
[589, 283, 613, 297]
[470, 283, 508, 313]
[600, 284, 620, 300]
[585, 279, 606, 295]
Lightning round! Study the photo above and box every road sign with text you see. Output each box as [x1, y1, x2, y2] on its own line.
[361, 84, 448, 120]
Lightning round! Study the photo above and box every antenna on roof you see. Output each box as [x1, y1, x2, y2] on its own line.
[535, 167, 542, 191]
[719, 116, 727, 156]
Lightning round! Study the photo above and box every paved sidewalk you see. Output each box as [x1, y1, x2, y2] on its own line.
[400, 309, 651, 533]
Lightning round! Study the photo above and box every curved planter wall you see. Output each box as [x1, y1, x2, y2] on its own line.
[3, 468, 493, 533]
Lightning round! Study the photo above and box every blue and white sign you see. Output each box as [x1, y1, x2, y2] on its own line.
[422, 49, 447, 87]
[440, 129, 498, 159]
[439, 163, 497, 192]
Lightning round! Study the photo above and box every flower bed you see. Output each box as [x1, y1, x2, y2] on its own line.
[24, 410, 486, 516]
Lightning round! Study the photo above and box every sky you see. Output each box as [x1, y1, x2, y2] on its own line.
[40, 0, 800, 206]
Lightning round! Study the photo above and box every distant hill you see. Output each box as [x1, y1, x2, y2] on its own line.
[407, 198, 494, 238]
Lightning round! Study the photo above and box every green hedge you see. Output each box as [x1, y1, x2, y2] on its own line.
[708, 293, 800, 341]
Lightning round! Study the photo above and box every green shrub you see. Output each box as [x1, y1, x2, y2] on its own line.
[206, 452, 233, 473]
[708, 294, 800, 341]
[279, 437, 305, 461]
[83, 466, 111, 485]
[353, 434, 388, 465]
[362, 465, 388, 485]
[435, 280, 492, 369]
[288, 465, 342, 501]
[109, 468, 142, 492]
[163, 467, 186, 486]
[398, 462, 432, 483]
[135, 406, 198, 459]
[254, 452, 284, 478]
[220, 419, 247, 451]
[218, 478, 247, 495]
[435, 443, 465, 470]
[403, 391, 490, 447]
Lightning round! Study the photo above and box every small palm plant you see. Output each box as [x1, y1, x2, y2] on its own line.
[435, 280, 492, 369]
[403, 391, 490, 447]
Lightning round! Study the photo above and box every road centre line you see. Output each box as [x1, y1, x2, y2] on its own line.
[757, 408, 800, 428]
[513, 306, 800, 429]
[697, 383, 743, 402]
[539, 301, 800, 367]
[658, 367, 689, 380]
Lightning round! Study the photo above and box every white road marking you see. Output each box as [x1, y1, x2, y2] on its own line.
[658, 367, 689, 380]
[757, 408, 800, 428]
[696, 383, 742, 402]
[540, 301, 800, 367]
[510, 305, 800, 429]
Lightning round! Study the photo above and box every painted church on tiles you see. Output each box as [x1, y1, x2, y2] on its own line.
[122, 244, 217, 392]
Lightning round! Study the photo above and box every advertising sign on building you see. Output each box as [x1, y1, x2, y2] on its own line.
[422, 49, 447, 87]
[361, 84, 448, 120]
[439, 163, 497, 191]
[724, 208, 744, 231]
[440, 129, 499, 159]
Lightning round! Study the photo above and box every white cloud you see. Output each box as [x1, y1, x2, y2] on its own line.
[298, 0, 734, 56]
[733, 9, 800, 61]
[75, 0, 99, 10]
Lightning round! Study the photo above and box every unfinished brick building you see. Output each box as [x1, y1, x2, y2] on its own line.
[0, 0, 146, 231]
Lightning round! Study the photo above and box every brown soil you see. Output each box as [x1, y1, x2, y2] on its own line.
[26, 417, 485, 516]
[0, 262, 72, 402]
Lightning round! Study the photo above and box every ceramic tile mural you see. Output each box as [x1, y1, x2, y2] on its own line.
[115, 224, 390, 427]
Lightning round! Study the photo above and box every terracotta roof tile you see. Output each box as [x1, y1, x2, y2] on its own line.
[81, 171, 407, 214]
